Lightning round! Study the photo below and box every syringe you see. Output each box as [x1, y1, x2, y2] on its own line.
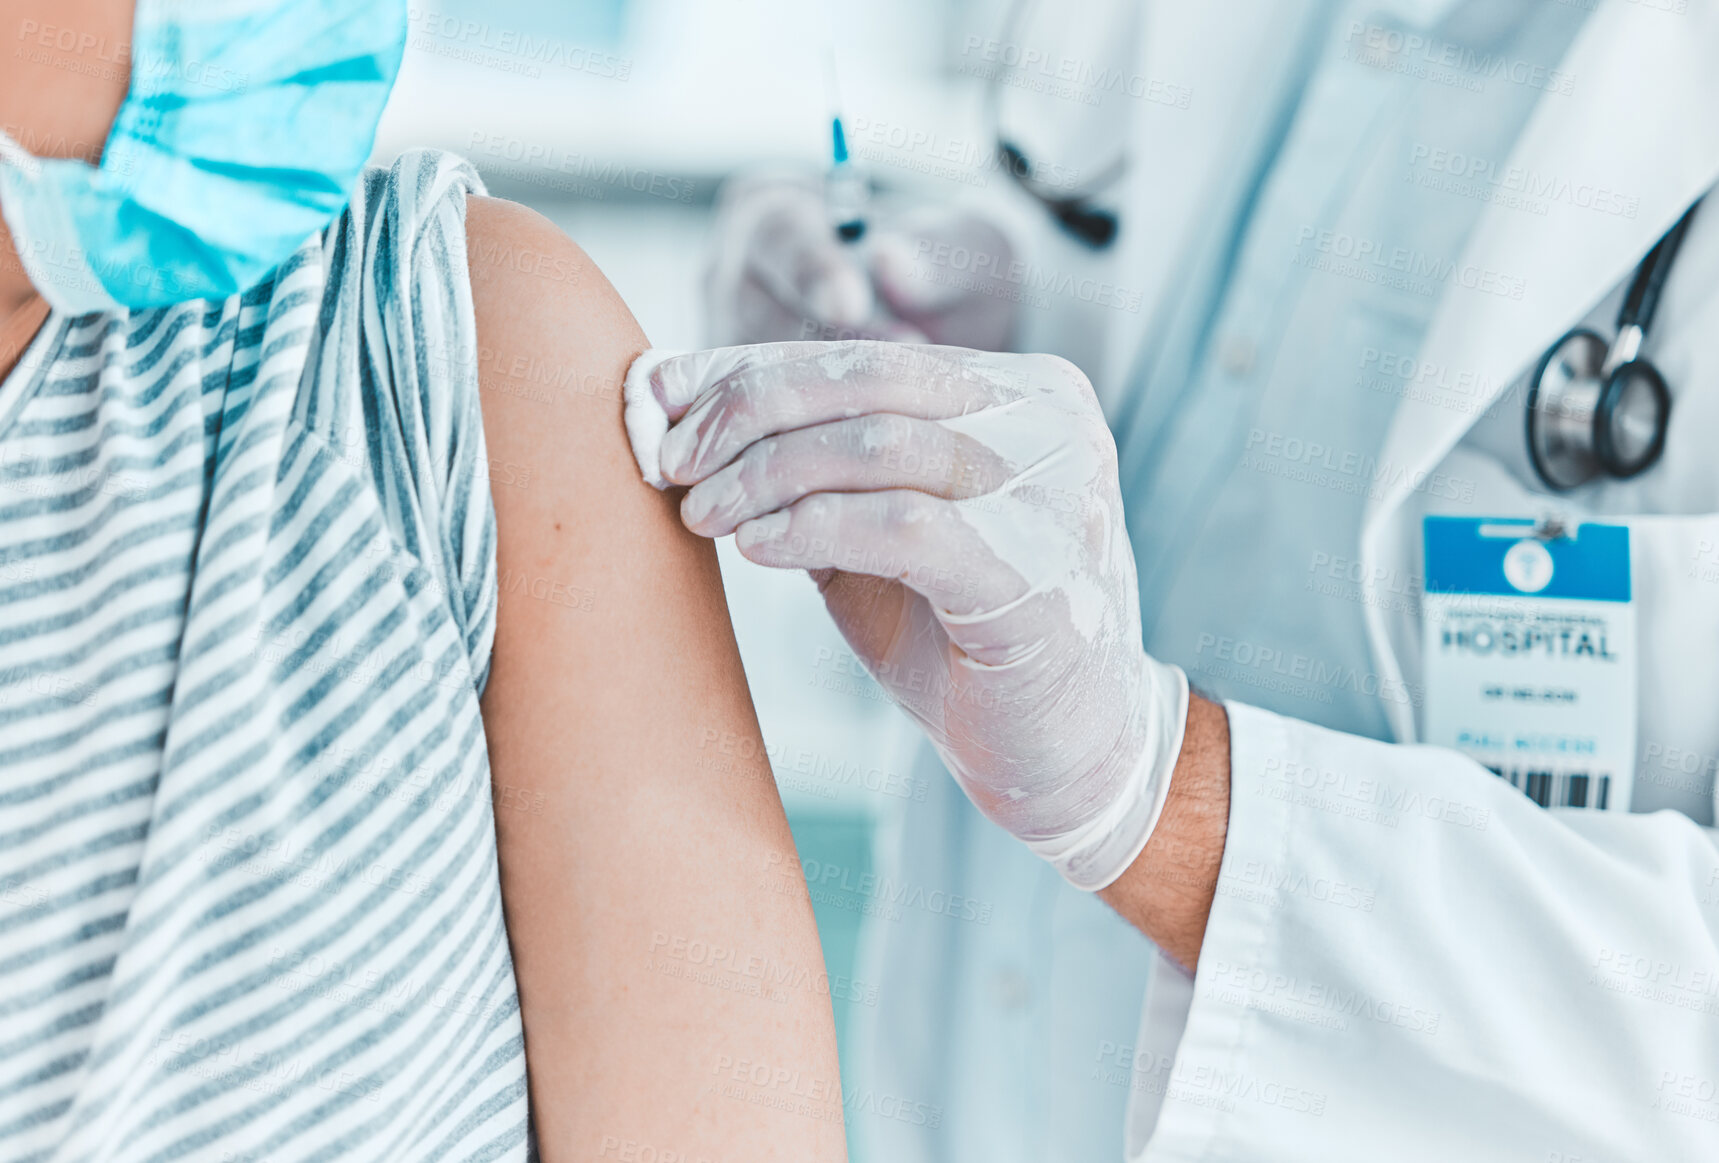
[823, 49, 869, 244]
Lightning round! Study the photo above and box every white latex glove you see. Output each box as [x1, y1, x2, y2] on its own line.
[625, 342, 1188, 891]
[705, 175, 1020, 352]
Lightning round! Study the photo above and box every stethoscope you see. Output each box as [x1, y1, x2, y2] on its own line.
[1525, 198, 1700, 492]
[984, 0, 1128, 249]
[987, 0, 1695, 489]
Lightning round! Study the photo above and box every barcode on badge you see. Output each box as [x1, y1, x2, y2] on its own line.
[1487, 766, 1610, 809]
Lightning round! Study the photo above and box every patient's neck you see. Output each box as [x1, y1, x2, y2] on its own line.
[0, 217, 46, 383]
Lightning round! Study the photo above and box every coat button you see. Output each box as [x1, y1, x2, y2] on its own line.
[1219, 336, 1257, 378]
[990, 967, 1032, 1011]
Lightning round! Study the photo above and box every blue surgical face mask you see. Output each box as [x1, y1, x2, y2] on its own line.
[0, 0, 407, 314]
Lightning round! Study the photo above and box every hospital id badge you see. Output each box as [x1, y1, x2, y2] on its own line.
[1421, 517, 1635, 811]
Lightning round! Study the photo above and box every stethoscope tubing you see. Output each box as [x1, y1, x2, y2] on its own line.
[984, 0, 1129, 247]
[1619, 198, 1701, 335]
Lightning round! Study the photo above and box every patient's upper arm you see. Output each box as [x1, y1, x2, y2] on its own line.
[466, 196, 844, 1162]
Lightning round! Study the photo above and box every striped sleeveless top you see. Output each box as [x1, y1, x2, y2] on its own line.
[0, 151, 529, 1162]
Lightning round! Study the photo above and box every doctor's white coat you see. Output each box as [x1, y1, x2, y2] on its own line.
[847, 0, 1719, 1159]
[1127, 1, 1719, 1158]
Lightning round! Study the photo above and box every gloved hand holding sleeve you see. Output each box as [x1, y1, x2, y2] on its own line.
[625, 341, 1188, 890]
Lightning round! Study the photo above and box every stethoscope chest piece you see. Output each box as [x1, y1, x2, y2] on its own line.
[1525, 197, 1697, 493]
[1526, 326, 1670, 491]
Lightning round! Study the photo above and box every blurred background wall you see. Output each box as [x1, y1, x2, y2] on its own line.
[371, 1, 1016, 1150]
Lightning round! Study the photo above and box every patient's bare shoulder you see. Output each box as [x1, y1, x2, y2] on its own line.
[465, 192, 744, 699]
[465, 189, 752, 764]
[464, 195, 648, 513]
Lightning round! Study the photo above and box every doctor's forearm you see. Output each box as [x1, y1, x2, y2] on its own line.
[1098, 693, 1231, 972]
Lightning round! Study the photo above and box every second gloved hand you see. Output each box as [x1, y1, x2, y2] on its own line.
[630, 342, 1189, 891]
[704, 177, 1020, 350]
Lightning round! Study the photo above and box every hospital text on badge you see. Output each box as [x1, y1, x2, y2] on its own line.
[1420, 517, 1636, 811]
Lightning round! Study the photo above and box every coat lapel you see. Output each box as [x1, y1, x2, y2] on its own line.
[1359, 0, 1719, 739]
